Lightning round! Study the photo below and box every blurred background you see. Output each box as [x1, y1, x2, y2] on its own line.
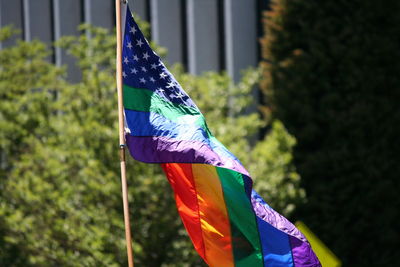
[0, 0, 269, 81]
[1, 0, 399, 266]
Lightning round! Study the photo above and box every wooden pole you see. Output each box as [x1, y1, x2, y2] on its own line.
[115, 0, 134, 266]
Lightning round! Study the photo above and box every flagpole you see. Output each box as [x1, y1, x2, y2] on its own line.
[115, 0, 134, 266]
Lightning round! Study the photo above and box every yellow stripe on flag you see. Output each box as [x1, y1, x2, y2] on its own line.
[295, 221, 342, 267]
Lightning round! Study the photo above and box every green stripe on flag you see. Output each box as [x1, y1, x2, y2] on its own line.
[217, 167, 264, 267]
[123, 85, 204, 125]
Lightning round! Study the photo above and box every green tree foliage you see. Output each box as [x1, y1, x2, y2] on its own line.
[1, 19, 303, 266]
[260, 0, 400, 266]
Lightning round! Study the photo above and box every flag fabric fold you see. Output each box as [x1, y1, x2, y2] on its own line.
[121, 6, 321, 267]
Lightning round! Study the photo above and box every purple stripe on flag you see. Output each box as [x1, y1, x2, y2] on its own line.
[126, 134, 249, 176]
[251, 190, 307, 242]
[289, 236, 321, 267]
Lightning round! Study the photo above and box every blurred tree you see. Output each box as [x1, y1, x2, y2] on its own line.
[0, 15, 303, 266]
[260, 0, 400, 266]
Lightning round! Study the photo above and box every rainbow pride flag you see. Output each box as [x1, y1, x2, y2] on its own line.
[121, 5, 321, 267]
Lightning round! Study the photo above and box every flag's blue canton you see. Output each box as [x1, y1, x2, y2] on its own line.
[122, 11, 197, 109]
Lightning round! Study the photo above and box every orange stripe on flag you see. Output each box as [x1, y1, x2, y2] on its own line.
[192, 164, 234, 267]
[162, 163, 206, 259]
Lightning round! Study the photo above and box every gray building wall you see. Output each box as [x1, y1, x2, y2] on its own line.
[187, 0, 220, 75]
[0, 1, 23, 48]
[150, 0, 185, 65]
[0, 0, 267, 83]
[53, 0, 82, 82]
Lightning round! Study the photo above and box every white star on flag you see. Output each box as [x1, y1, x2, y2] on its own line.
[122, 71, 127, 78]
[143, 52, 150, 60]
[150, 63, 157, 69]
[131, 68, 138, 74]
[141, 66, 147, 72]
[149, 77, 156, 83]
[136, 39, 144, 47]
[139, 77, 146, 83]
[133, 55, 139, 61]
[160, 72, 167, 79]
[123, 57, 129, 64]
[176, 91, 185, 100]
[166, 81, 175, 88]
[129, 26, 137, 34]
[127, 42, 133, 49]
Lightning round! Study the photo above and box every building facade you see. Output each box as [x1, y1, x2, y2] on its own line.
[0, 0, 268, 82]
